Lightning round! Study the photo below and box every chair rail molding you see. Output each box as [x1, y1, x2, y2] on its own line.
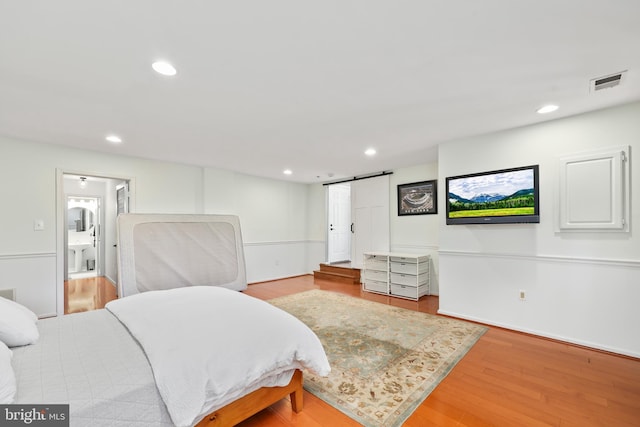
[439, 249, 640, 268]
[0, 252, 56, 260]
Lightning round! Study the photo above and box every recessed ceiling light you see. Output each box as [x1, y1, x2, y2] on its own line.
[283, 169, 293, 175]
[365, 148, 377, 156]
[152, 61, 177, 76]
[537, 104, 559, 114]
[106, 135, 122, 144]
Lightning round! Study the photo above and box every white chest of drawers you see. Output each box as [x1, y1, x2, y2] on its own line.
[362, 252, 430, 300]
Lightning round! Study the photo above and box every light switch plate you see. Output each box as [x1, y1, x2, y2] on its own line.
[34, 219, 45, 231]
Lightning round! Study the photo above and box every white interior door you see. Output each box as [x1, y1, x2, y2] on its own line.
[94, 198, 102, 276]
[112, 181, 130, 283]
[351, 175, 390, 268]
[327, 183, 351, 263]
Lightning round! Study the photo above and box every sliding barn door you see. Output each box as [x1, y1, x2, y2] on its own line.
[351, 175, 389, 269]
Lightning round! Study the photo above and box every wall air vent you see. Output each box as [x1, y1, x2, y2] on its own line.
[590, 70, 626, 92]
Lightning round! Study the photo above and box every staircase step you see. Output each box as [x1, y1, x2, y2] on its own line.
[318, 263, 360, 278]
[313, 264, 361, 285]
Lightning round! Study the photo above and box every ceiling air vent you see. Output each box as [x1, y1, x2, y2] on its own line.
[590, 70, 626, 92]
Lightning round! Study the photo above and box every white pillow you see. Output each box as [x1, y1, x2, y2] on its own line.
[0, 341, 16, 403]
[0, 297, 39, 347]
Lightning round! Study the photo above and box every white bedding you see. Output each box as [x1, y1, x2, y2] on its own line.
[105, 286, 330, 427]
[12, 310, 174, 426]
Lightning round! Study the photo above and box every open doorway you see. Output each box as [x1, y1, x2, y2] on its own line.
[57, 172, 132, 316]
[67, 195, 100, 279]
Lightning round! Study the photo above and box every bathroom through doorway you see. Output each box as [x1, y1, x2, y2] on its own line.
[67, 195, 100, 279]
[61, 174, 130, 282]
[58, 172, 132, 316]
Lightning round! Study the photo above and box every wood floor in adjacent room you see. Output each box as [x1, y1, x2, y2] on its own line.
[65, 275, 640, 426]
[64, 275, 117, 314]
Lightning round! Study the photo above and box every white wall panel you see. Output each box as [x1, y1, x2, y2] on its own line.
[439, 252, 640, 357]
[306, 240, 326, 275]
[558, 146, 629, 231]
[438, 102, 640, 356]
[0, 253, 56, 317]
[243, 241, 310, 283]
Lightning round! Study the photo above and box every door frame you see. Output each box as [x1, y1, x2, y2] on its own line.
[55, 169, 136, 316]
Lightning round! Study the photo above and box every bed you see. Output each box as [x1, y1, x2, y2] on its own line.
[2, 214, 331, 427]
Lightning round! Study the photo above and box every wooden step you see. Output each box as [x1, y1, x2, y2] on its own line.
[313, 263, 361, 285]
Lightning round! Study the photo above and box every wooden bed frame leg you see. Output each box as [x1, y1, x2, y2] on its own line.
[289, 369, 304, 413]
[290, 389, 303, 413]
[195, 369, 304, 426]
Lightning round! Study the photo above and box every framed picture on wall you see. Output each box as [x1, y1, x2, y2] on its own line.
[398, 180, 438, 216]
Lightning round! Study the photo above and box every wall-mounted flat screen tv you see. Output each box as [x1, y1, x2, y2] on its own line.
[446, 165, 540, 225]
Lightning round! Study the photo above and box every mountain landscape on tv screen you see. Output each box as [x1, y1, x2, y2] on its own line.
[449, 188, 533, 203]
[448, 188, 535, 216]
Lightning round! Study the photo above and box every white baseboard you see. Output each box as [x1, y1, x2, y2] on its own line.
[438, 309, 639, 359]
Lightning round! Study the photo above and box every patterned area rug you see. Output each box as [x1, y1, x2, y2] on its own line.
[269, 290, 487, 427]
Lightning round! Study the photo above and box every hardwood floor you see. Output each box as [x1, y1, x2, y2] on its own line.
[64, 276, 117, 314]
[243, 276, 640, 427]
[66, 275, 640, 426]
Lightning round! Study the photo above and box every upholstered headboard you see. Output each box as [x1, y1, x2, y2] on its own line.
[116, 214, 247, 298]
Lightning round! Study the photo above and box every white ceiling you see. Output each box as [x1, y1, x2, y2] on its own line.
[1, 1, 639, 183]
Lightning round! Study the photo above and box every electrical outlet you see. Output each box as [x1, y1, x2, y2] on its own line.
[519, 290, 526, 301]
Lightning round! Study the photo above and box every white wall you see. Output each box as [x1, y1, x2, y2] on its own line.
[437, 102, 640, 357]
[202, 168, 315, 282]
[304, 184, 327, 273]
[0, 128, 438, 317]
[4, 100, 638, 356]
[389, 163, 440, 293]
[0, 135, 317, 316]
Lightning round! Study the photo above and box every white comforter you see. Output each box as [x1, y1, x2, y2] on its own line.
[105, 287, 330, 427]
